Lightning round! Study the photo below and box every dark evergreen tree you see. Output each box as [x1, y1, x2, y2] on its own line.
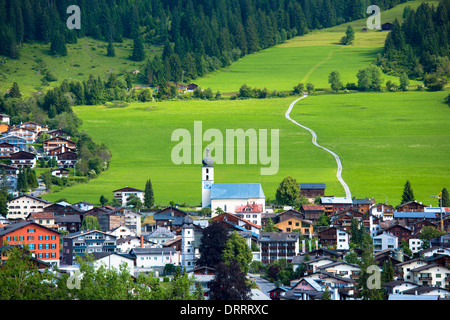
[50, 32, 67, 56]
[130, 35, 145, 62]
[401, 180, 415, 205]
[7, 82, 21, 99]
[144, 179, 154, 208]
[441, 187, 449, 207]
[106, 40, 115, 57]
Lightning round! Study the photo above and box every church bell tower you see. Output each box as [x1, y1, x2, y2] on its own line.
[202, 148, 214, 208]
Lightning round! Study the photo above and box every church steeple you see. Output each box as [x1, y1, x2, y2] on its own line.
[202, 148, 214, 208]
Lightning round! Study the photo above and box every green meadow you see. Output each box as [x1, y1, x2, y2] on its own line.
[195, 0, 438, 94]
[0, 37, 159, 97]
[41, 90, 450, 207]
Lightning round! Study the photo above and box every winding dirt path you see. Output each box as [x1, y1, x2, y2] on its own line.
[285, 94, 352, 198]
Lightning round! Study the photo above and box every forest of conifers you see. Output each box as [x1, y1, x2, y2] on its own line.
[1, 0, 411, 84]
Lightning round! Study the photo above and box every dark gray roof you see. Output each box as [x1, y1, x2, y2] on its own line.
[258, 232, 299, 243]
[300, 183, 326, 190]
[54, 215, 81, 223]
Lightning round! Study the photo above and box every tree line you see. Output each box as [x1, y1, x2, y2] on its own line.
[0, 0, 410, 85]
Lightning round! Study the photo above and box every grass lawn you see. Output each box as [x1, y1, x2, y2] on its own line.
[40, 90, 450, 208]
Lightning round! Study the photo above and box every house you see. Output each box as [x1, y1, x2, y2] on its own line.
[0, 135, 28, 151]
[383, 280, 420, 295]
[6, 127, 37, 144]
[0, 163, 19, 176]
[303, 257, 338, 274]
[409, 264, 450, 288]
[430, 233, 450, 248]
[27, 212, 57, 230]
[72, 202, 94, 212]
[234, 201, 264, 226]
[381, 22, 393, 30]
[397, 201, 427, 212]
[43, 137, 76, 153]
[146, 226, 176, 245]
[108, 224, 137, 239]
[0, 221, 60, 266]
[299, 183, 326, 202]
[318, 226, 350, 250]
[49, 146, 77, 156]
[16, 121, 48, 134]
[10, 151, 36, 168]
[397, 286, 450, 299]
[81, 252, 135, 274]
[370, 203, 395, 221]
[45, 128, 70, 139]
[396, 259, 429, 282]
[56, 151, 77, 169]
[0, 142, 19, 159]
[352, 198, 375, 214]
[373, 232, 398, 252]
[113, 187, 145, 207]
[51, 168, 70, 178]
[7, 194, 52, 220]
[315, 261, 360, 280]
[299, 204, 325, 223]
[274, 209, 305, 224]
[382, 223, 412, 243]
[100, 207, 142, 236]
[393, 211, 437, 230]
[186, 83, 199, 92]
[320, 197, 353, 215]
[274, 216, 313, 236]
[258, 232, 299, 264]
[116, 236, 153, 253]
[62, 230, 118, 265]
[130, 247, 180, 276]
[421, 246, 450, 258]
[0, 113, 10, 124]
[54, 214, 81, 233]
[211, 211, 261, 236]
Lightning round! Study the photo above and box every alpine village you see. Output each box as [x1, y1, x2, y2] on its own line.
[0, 0, 449, 310]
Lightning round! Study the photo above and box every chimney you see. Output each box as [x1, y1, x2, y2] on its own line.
[140, 235, 144, 248]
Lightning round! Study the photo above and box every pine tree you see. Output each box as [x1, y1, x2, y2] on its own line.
[8, 82, 21, 99]
[441, 188, 449, 207]
[401, 180, 415, 204]
[50, 32, 67, 56]
[130, 35, 145, 62]
[144, 179, 154, 208]
[106, 40, 115, 57]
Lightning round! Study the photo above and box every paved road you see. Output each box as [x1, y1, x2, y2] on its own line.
[285, 94, 352, 198]
[248, 274, 276, 299]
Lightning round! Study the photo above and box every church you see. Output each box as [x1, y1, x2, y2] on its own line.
[201, 149, 266, 225]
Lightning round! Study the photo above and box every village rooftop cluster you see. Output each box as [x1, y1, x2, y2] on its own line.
[0, 145, 449, 301]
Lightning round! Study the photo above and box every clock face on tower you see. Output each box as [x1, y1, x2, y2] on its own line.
[203, 181, 212, 189]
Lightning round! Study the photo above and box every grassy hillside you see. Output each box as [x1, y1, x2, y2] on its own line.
[0, 37, 160, 97]
[40, 90, 450, 207]
[195, 0, 438, 94]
